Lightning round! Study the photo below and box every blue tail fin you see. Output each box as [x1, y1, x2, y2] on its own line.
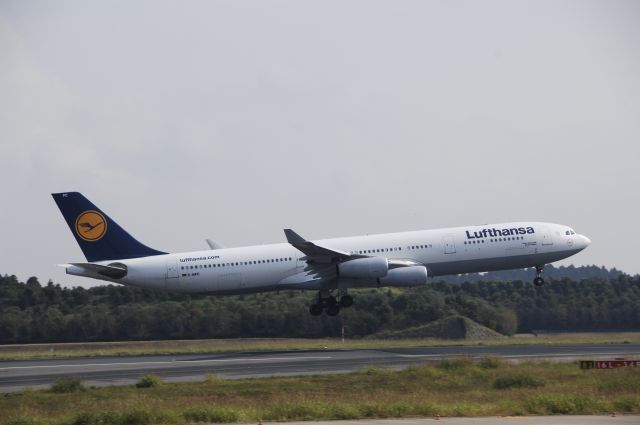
[52, 192, 166, 262]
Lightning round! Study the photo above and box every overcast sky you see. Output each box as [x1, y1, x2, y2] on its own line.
[1, 0, 639, 287]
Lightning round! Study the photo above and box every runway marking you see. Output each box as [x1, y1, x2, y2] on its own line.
[396, 351, 639, 358]
[0, 356, 333, 371]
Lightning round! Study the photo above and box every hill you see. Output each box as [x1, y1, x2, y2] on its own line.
[372, 315, 504, 339]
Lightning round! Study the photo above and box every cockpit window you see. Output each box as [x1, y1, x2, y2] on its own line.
[566, 229, 576, 235]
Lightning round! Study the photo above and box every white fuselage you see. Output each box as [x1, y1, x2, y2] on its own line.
[68, 222, 590, 294]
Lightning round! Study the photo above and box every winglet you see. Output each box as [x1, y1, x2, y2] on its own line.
[284, 228, 351, 260]
[284, 228, 306, 245]
[206, 239, 225, 250]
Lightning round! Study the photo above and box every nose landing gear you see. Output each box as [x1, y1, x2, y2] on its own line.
[533, 265, 545, 286]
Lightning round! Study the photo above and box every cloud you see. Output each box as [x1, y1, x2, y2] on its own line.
[1, 2, 639, 286]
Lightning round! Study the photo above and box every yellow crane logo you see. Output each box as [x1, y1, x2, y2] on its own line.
[75, 211, 107, 242]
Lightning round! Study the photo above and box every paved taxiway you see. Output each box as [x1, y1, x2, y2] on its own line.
[1, 343, 638, 392]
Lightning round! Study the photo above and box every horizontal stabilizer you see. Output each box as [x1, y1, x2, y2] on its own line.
[63, 262, 128, 279]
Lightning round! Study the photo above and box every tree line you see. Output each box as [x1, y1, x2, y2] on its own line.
[0, 269, 638, 343]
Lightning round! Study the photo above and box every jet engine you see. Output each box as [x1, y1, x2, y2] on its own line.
[339, 257, 388, 279]
[378, 266, 428, 286]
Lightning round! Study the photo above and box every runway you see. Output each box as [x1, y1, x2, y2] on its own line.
[1, 343, 638, 393]
[277, 417, 639, 424]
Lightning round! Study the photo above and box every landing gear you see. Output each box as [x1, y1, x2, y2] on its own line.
[309, 293, 338, 316]
[340, 295, 354, 307]
[533, 265, 545, 286]
[309, 304, 323, 316]
[326, 302, 340, 316]
[309, 291, 354, 315]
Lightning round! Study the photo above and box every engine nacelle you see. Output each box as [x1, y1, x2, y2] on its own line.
[378, 266, 428, 287]
[339, 257, 389, 279]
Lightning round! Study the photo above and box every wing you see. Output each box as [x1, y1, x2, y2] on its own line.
[283, 229, 418, 268]
[281, 229, 426, 289]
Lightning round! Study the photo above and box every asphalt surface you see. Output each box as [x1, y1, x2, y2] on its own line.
[277, 417, 639, 424]
[1, 343, 639, 392]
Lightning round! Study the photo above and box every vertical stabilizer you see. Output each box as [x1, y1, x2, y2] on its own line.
[52, 192, 166, 262]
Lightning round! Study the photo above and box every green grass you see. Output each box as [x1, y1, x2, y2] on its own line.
[135, 374, 163, 389]
[1, 332, 638, 361]
[50, 377, 86, 394]
[493, 373, 545, 389]
[1, 359, 639, 425]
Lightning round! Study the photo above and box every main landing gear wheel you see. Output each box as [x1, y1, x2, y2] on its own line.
[340, 295, 354, 307]
[533, 265, 545, 286]
[309, 304, 323, 316]
[326, 303, 340, 316]
[309, 292, 353, 316]
[323, 296, 340, 316]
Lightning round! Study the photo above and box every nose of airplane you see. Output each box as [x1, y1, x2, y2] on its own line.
[579, 235, 591, 250]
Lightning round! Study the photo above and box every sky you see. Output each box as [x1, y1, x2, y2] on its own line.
[1, 0, 639, 288]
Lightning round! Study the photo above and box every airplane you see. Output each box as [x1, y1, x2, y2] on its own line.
[52, 192, 591, 316]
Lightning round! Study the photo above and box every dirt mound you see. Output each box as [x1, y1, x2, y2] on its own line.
[372, 315, 505, 340]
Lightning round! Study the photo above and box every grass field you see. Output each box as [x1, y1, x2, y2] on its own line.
[0, 332, 639, 361]
[1, 359, 639, 425]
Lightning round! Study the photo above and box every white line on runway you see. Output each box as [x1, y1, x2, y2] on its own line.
[0, 356, 333, 371]
[396, 351, 639, 358]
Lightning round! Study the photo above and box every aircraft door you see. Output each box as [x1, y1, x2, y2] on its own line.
[542, 230, 554, 246]
[443, 235, 456, 254]
[166, 257, 179, 279]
